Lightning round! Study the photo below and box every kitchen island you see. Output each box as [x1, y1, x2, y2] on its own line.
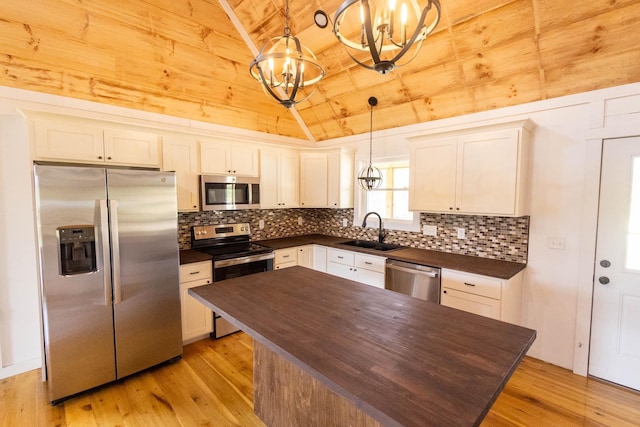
[189, 266, 536, 426]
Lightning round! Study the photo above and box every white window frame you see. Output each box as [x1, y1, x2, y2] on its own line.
[353, 155, 420, 232]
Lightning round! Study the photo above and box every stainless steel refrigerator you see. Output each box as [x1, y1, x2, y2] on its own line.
[33, 164, 183, 404]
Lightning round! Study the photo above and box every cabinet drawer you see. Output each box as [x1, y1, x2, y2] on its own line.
[275, 261, 297, 270]
[441, 288, 501, 320]
[441, 269, 501, 300]
[275, 248, 297, 265]
[179, 261, 212, 283]
[327, 248, 354, 265]
[354, 253, 386, 273]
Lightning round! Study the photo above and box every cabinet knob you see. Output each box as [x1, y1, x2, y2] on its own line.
[456, 207, 460, 211]
[449, 207, 453, 210]
[98, 156, 103, 159]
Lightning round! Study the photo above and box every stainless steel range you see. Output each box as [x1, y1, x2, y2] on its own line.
[191, 223, 274, 338]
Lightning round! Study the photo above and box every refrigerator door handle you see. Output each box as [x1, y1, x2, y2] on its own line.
[100, 199, 113, 306]
[109, 199, 122, 304]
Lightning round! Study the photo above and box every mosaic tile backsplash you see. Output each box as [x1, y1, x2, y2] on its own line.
[178, 209, 529, 264]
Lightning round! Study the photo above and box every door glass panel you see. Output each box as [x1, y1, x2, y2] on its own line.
[626, 157, 640, 271]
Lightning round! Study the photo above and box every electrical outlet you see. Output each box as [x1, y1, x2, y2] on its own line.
[548, 236, 566, 250]
[298, 216, 304, 226]
[259, 219, 265, 230]
[456, 227, 466, 239]
[423, 225, 437, 236]
[342, 218, 349, 227]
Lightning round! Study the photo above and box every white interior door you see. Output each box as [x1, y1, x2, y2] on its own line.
[590, 136, 640, 390]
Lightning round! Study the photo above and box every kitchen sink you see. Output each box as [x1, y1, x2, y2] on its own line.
[340, 240, 403, 252]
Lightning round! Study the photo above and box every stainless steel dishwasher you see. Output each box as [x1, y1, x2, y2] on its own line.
[385, 260, 441, 303]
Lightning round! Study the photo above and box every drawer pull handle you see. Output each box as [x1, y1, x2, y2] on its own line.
[464, 282, 476, 287]
[190, 271, 200, 275]
[364, 261, 372, 265]
[283, 255, 290, 258]
[337, 256, 344, 259]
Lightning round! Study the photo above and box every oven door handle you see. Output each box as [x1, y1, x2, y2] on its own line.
[214, 252, 275, 268]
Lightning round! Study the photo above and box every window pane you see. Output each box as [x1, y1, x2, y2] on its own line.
[392, 190, 412, 220]
[393, 168, 409, 189]
[626, 157, 640, 270]
[367, 190, 388, 218]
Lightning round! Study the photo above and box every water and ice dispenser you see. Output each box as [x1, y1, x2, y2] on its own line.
[57, 225, 97, 275]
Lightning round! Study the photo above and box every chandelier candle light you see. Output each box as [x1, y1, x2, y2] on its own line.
[358, 97, 383, 191]
[316, 0, 441, 74]
[250, 0, 325, 108]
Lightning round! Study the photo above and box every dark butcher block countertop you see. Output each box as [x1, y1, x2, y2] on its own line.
[257, 234, 526, 279]
[189, 267, 536, 426]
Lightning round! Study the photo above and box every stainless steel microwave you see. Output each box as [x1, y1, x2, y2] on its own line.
[200, 175, 260, 211]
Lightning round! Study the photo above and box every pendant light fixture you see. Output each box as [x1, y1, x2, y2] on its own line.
[358, 97, 383, 191]
[315, 0, 441, 75]
[250, 0, 325, 108]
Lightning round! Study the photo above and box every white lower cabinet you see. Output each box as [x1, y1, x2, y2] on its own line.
[274, 247, 297, 269]
[326, 248, 386, 288]
[440, 268, 523, 324]
[179, 261, 213, 344]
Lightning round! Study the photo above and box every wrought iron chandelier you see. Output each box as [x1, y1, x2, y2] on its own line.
[315, 0, 441, 74]
[358, 97, 383, 191]
[250, 0, 325, 108]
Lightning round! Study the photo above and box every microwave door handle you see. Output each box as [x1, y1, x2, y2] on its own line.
[109, 200, 122, 304]
[99, 200, 112, 306]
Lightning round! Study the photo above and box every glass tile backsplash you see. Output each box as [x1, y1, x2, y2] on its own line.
[178, 209, 529, 263]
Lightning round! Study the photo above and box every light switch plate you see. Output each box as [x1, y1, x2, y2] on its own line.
[342, 218, 348, 227]
[423, 225, 437, 236]
[548, 236, 566, 250]
[298, 216, 304, 226]
[456, 227, 466, 239]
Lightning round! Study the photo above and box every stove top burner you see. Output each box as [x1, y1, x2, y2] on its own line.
[190, 223, 273, 261]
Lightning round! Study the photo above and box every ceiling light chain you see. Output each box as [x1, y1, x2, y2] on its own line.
[358, 97, 383, 191]
[250, 0, 325, 108]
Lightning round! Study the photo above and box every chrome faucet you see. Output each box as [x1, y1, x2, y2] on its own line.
[362, 211, 386, 243]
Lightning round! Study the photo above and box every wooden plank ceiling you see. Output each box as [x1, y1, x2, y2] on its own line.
[1, 0, 639, 143]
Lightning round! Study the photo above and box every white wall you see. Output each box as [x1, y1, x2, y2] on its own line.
[0, 114, 42, 379]
[1, 83, 639, 378]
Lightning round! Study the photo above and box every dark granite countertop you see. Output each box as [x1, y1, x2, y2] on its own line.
[180, 234, 525, 279]
[256, 234, 526, 279]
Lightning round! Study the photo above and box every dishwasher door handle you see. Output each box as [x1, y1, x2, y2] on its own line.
[387, 263, 439, 278]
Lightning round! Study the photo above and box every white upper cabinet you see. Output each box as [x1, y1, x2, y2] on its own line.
[409, 120, 532, 216]
[33, 119, 159, 167]
[162, 136, 200, 212]
[328, 149, 354, 208]
[200, 140, 259, 176]
[299, 152, 328, 207]
[260, 148, 299, 209]
[300, 149, 354, 209]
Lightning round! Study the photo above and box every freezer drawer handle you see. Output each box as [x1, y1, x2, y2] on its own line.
[99, 200, 113, 306]
[110, 200, 122, 304]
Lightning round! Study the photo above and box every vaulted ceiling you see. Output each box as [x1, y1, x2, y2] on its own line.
[1, 0, 639, 143]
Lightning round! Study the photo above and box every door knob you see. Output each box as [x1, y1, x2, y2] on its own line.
[600, 260, 611, 268]
[598, 276, 610, 285]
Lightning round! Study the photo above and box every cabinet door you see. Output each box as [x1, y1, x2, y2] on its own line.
[355, 268, 385, 288]
[180, 278, 213, 343]
[409, 138, 457, 212]
[34, 120, 105, 163]
[328, 150, 353, 208]
[200, 142, 229, 174]
[260, 150, 280, 208]
[298, 245, 313, 268]
[274, 247, 297, 269]
[279, 150, 299, 207]
[456, 129, 520, 215]
[327, 261, 355, 281]
[300, 152, 328, 207]
[441, 288, 501, 320]
[312, 245, 327, 273]
[103, 129, 159, 167]
[163, 137, 199, 212]
[230, 145, 259, 176]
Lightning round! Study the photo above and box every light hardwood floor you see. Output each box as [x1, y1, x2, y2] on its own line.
[1, 333, 640, 426]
